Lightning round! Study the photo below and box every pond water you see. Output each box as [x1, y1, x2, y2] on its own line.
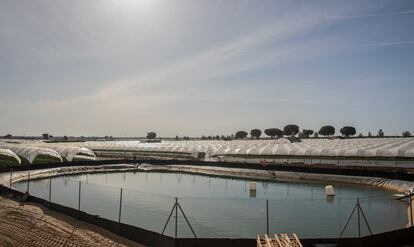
[13, 171, 409, 239]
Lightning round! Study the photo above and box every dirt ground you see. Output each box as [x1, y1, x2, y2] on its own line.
[0, 195, 144, 247]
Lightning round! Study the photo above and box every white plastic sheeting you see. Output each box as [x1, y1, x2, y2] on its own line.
[0, 144, 63, 163]
[75, 138, 414, 158]
[0, 148, 21, 164]
[38, 145, 96, 162]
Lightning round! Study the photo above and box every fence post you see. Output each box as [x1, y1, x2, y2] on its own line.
[78, 181, 81, 211]
[175, 198, 178, 238]
[118, 188, 123, 223]
[27, 171, 30, 192]
[410, 192, 413, 228]
[357, 198, 361, 238]
[266, 199, 269, 235]
[49, 178, 52, 202]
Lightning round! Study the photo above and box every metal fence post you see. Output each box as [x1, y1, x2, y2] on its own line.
[357, 198, 361, 238]
[266, 199, 269, 235]
[118, 188, 123, 223]
[27, 171, 30, 192]
[175, 198, 178, 238]
[78, 181, 81, 211]
[410, 192, 413, 228]
[49, 178, 52, 202]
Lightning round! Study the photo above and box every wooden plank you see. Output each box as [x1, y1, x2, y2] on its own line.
[274, 234, 283, 247]
[284, 234, 291, 246]
[265, 234, 273, 247]
[257, 233, 302, 247]
[293, 233, 303, 247]
[257, 235, 262, 247]
[279, 234, 289, 246]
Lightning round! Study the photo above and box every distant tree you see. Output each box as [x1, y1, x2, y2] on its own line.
[313, 132, 319, 138]
[377, 129, 384, 137]
[63, 135, 69, 141]
[207, 135, 213, 140]
[235, 131, 248, 140]
[201, 135, 206, 140]
[264, 128, 283, 139]
[368, 132, 373, 137]
[3, 134, 12, 139]
[215, 135, 220, 140]
[303, 129, 314, 138]
[42, 133, 50, 140]
[298, 132, 305, 139]
[340, 126, 356, 138]
[175, 135, 179, 141]
[318, 126, 335, 137]
[146, 132, 157, 139]
[402, 131, 412, 137]
[283, 125, 300, 136]
[250, 129, 262, 139]
[358, 133, 363, 138]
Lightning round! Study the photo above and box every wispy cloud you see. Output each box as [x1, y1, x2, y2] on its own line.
[355, 40, 414, 47]
[327, 9, 414, 19]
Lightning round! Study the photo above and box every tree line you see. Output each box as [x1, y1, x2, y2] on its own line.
[1, 128, 412, 141]
[228, 125, 412, 140]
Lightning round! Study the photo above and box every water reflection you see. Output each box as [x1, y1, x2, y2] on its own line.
[12, 171, 409, 238]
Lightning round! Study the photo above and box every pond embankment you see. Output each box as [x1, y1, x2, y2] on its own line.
[2, 163, 414, 194]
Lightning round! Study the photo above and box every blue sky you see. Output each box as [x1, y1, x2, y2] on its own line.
[0, 0, 413, 137]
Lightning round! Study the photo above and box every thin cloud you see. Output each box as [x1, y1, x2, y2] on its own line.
[327, 9, 414, 19]
[355, 40, 414, 47]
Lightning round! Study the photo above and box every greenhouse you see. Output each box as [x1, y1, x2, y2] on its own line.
[0, 148, 21, 166]
[1, 138, 413, 166]
[39, 145, 97, 162]
[0, 144, 63, 164]
[79, 137, 414, 159]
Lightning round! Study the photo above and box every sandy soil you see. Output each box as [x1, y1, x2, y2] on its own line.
[0, 195, 144, 247]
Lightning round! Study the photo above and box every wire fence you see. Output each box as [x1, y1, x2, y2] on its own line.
[11, 173, 414, 239]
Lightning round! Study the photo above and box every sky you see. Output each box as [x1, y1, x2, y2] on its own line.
[0, 0, 414, 137]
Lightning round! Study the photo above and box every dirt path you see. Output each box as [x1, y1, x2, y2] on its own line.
[0, 196, 144, 247]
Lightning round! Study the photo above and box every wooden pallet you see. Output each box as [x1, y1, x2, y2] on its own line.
[257, 233, 303, 247]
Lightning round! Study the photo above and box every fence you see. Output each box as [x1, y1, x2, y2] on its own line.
[10, 172, 414, 240]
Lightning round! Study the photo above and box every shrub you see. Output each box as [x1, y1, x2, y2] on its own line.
[146, 132, 157, 139]
[318, 126, 335, 137]
[250, 129, 262, 139]
[235, 131, 248, 139]
[283, 125, 299, 136]
[264, 128, 283, 139]
[403, 131, 412, 137]
[340, 126, 356, 137]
